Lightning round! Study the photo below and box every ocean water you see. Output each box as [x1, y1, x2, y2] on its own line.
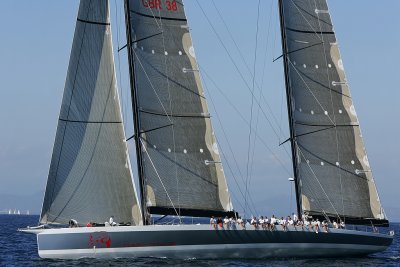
[0, 215, 399, 267]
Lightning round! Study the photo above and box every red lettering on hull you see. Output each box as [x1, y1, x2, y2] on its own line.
[88, 232, 112, 248]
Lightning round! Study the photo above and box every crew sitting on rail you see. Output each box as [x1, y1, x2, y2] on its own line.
[311, 219, 320, 233]
[322, 220, 329, 232]
[251, 216, 258, 229]
[109, 216, 117, 226]
[229, 217, 235, 230]
[68, 219, 78, 228]
[340, 220, 345, 229]
[223, 216, 230, 229]
[264, 216, 270, 230]
[310, 219, 316, 232]
[236, 216, 245, 229]
[292, 213, 298, 223]
[287, 216, 294, 227]
[279, 217, 287, 231]
[332, 220, 338, 229]
[217, 217, 223, 229]
[259, 216, 265, 229]
[304, 218, 310, 231]
[296, 219, 304, 230]
[210, 216, 217, 229]
[270, 215, 277, 230]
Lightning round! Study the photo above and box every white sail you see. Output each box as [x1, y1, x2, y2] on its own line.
[40, 0, 142, 226]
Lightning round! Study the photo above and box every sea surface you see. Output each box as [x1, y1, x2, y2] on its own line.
[0, 215, 399, 266]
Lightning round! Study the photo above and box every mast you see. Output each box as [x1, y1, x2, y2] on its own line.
[123, 0, 148, 225]
[278, 0, 302, 219]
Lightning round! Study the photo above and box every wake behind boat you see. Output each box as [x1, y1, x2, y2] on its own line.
[22, 0, 394, 260]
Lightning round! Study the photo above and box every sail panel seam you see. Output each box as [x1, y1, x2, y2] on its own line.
[77, 18, 110, 26]
[59, 118, 122, 124]
[140, 109, 210, 118]
[285, 27, 334, 35]
[295, 122, 359, 127]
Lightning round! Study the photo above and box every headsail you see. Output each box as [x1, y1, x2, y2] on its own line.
[40, 0, 142, 226]
[124, 0, 233, 218]
[278, 0, 386, 224]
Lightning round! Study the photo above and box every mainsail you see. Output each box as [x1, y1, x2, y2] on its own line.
[40, 0, 142, 226]
[124, 0, 233, 218]
[278, 0, 386, 224]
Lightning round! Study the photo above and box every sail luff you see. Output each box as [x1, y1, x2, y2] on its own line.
[123, 0, 148, 225]
[112, 1, 143, 226]
[278, 0, 302, 220]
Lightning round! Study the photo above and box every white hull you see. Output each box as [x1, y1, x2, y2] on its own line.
[36, 224, 393, 259]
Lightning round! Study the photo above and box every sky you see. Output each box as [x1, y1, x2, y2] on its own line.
[0, 1, 399, 221]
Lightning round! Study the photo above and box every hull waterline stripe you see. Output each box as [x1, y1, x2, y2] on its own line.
[38, 243, 389, 259]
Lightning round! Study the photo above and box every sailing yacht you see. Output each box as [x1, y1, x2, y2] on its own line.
[20, 0, 393, 259]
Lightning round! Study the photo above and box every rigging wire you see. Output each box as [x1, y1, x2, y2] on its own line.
[199, 65, 291, 177]
[248, 0, 276, 210]
[202, 75, 258, 216]
[140, 138, 181, 219]
[211, 0, 290, 152]
[132, 50, 173, 124]
[197, 0, 292, 164]
[297, 148, 340, 218]
[244, 0, 261, 220]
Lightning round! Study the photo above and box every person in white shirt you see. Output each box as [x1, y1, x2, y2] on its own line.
[288, 217, 294, 227]
[293, 213, 298, 223]
[279, 217, 287, 231]
[322, 220, 328, 232]
[315, 219, 320, 233]
[229, 217, 235, 230]
[310, 219, 316, 232]
[109, 216, 117, 226]
[259, 216, 265, 229]
[69, 219, 78, 228]
[223, 216, 230, 229]
[264, 216, 270, 230]
[236, 216, 245, 229]
[340, 220, 345, 229]
[210, 216, 217, 229]
[333, 220, 338, 229]
[297, 218, 304, 230]
[251, 216, 258, 229]
[270, 215, 277, 230]
[303, 218, 310, 231]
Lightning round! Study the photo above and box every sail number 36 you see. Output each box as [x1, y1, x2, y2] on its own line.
[142, 0, 178, 11]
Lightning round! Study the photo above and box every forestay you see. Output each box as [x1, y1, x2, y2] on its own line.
[40, 0, 142, 226]
[279, 0, 385, 222]
[126, 0, 233, 216]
